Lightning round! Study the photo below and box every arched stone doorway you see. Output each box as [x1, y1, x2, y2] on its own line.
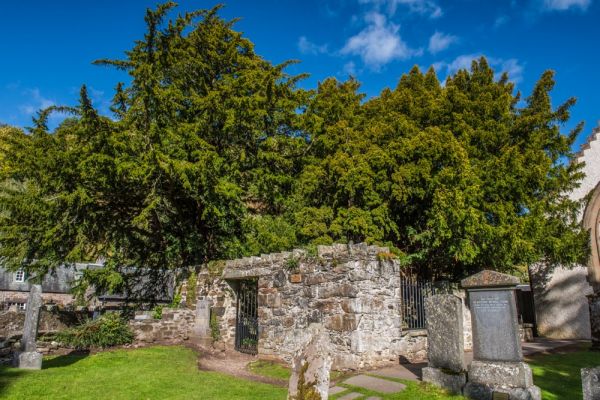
[583, 182, 600, 293]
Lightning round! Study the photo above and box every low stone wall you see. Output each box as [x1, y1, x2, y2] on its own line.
[129, 309, 195, 344]
[0, 291, 75, 308]
[0, 309, 84, 341]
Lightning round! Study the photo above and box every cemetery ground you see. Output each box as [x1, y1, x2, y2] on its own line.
[0, 343, 596, 399]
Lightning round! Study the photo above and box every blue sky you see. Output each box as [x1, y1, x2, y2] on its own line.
[1, 0, 598, 148]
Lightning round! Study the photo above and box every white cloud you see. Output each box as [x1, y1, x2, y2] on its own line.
[343, 61, 357, 76]
[434, 54, 524, 83]
[359, 0, 442, 18]
[428, 31, 458, 54]
[543, 0, 590, 10]
[18, 88, 55, 116]
[298, 36, 329, 55]
[340, 12, 421, 70]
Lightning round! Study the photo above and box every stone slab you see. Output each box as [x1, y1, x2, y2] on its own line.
[463, 382, 541, 400]
[370, 366, 420, 381]
[582, 367, 600, 400]
[469, 289, 522, 362]
[13, 351, 43, 370]
[424, 294, 465, 371]
[422, 367, 466, 395]
[365, 397, 381, 400]
[338, 393, 362, 400]
[288, 324, 332, 400]
[343, 375, 406, 393]
[328, 386, 346, 395]
[468, 361, 534, 388]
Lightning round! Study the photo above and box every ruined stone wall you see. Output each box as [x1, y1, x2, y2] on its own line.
[129, 309, 195, 344]
[195, 243, 427, 370]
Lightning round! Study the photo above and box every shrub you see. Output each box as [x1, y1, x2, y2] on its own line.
[186, 271, 197, 306]
[55, 313, 134, 349]
[152, 305, 164, 319]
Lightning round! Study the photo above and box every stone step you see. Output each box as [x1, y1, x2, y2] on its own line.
[328, 386, 346, 395]
[365, 397, 382, 400]
[343, 374, 407, 393]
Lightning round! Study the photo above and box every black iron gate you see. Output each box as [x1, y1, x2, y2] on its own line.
[235, 279, 258, 354]
[400, 277, 438, 330]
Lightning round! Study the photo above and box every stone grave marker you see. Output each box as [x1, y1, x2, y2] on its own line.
[422, 294, 466, 394]
[461, 270, 541, 400]
[288, 323, 332, 400]
[13, 284, 43, 369]
[582, 367, 600, 400]
[191, 299, 212, 346]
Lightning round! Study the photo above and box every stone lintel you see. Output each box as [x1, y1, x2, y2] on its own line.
[222, 267, 270, 280]
[461, 270, 520, 289]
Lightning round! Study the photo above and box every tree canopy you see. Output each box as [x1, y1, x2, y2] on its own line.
[0, 3, 589, 299]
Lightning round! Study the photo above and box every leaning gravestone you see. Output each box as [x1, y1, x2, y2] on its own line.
[288, 323, 332, 400]
[582, 367, 600, 400]
[461, 270, 541, 400]
[13, 284, 43, 369]
[422, 294, 466, 394]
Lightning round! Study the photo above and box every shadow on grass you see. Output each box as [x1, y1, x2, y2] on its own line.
[0, 365, 27, 397]
[43, 350, 90, 369]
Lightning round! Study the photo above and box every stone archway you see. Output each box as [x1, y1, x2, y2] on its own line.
[583, 182, 600, 293]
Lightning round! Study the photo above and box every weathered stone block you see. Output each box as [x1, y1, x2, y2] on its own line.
[424, 294, 465, 372]
[468, 361, 533, 388]
[582, 367, 600, 400]
[422, 367, 466, 395]
[290, 274, 302, 283]
[463, 382, 541, 400]
[288, 324, 332, 400]
[13, 351, 43, 370]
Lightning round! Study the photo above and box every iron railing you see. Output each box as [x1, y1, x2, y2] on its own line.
[400, 277, 437, 330]
[235, 280, 258, 355]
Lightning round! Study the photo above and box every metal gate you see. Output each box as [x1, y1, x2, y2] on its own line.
[400, 277, 437, 330]
[235, 279, 258, 354]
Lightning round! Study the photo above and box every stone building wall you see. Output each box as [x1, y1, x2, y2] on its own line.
[530, 264, 593, 339]
[529, 124, 599, 340]
[129, 309, 195, 344]
[195, 243, 431, 370]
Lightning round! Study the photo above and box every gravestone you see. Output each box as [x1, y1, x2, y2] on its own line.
[422, 294, 466, 394]
[589, 293, 600, 351]
[582, 367, 600, 400]
[13, 284, 43, 369]
[461, 271, 541, 400]
[191, 299, 212, 346]
[288, 323, 332, 400]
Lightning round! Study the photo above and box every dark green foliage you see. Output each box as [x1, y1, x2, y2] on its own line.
[0, 3, 589, 289]
[55, 313, 134, 349]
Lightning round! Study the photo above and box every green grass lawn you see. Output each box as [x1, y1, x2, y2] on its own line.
[528, 345, 599, 400]
[0, 346, 287, 400]
[1, 345, 596, 399]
